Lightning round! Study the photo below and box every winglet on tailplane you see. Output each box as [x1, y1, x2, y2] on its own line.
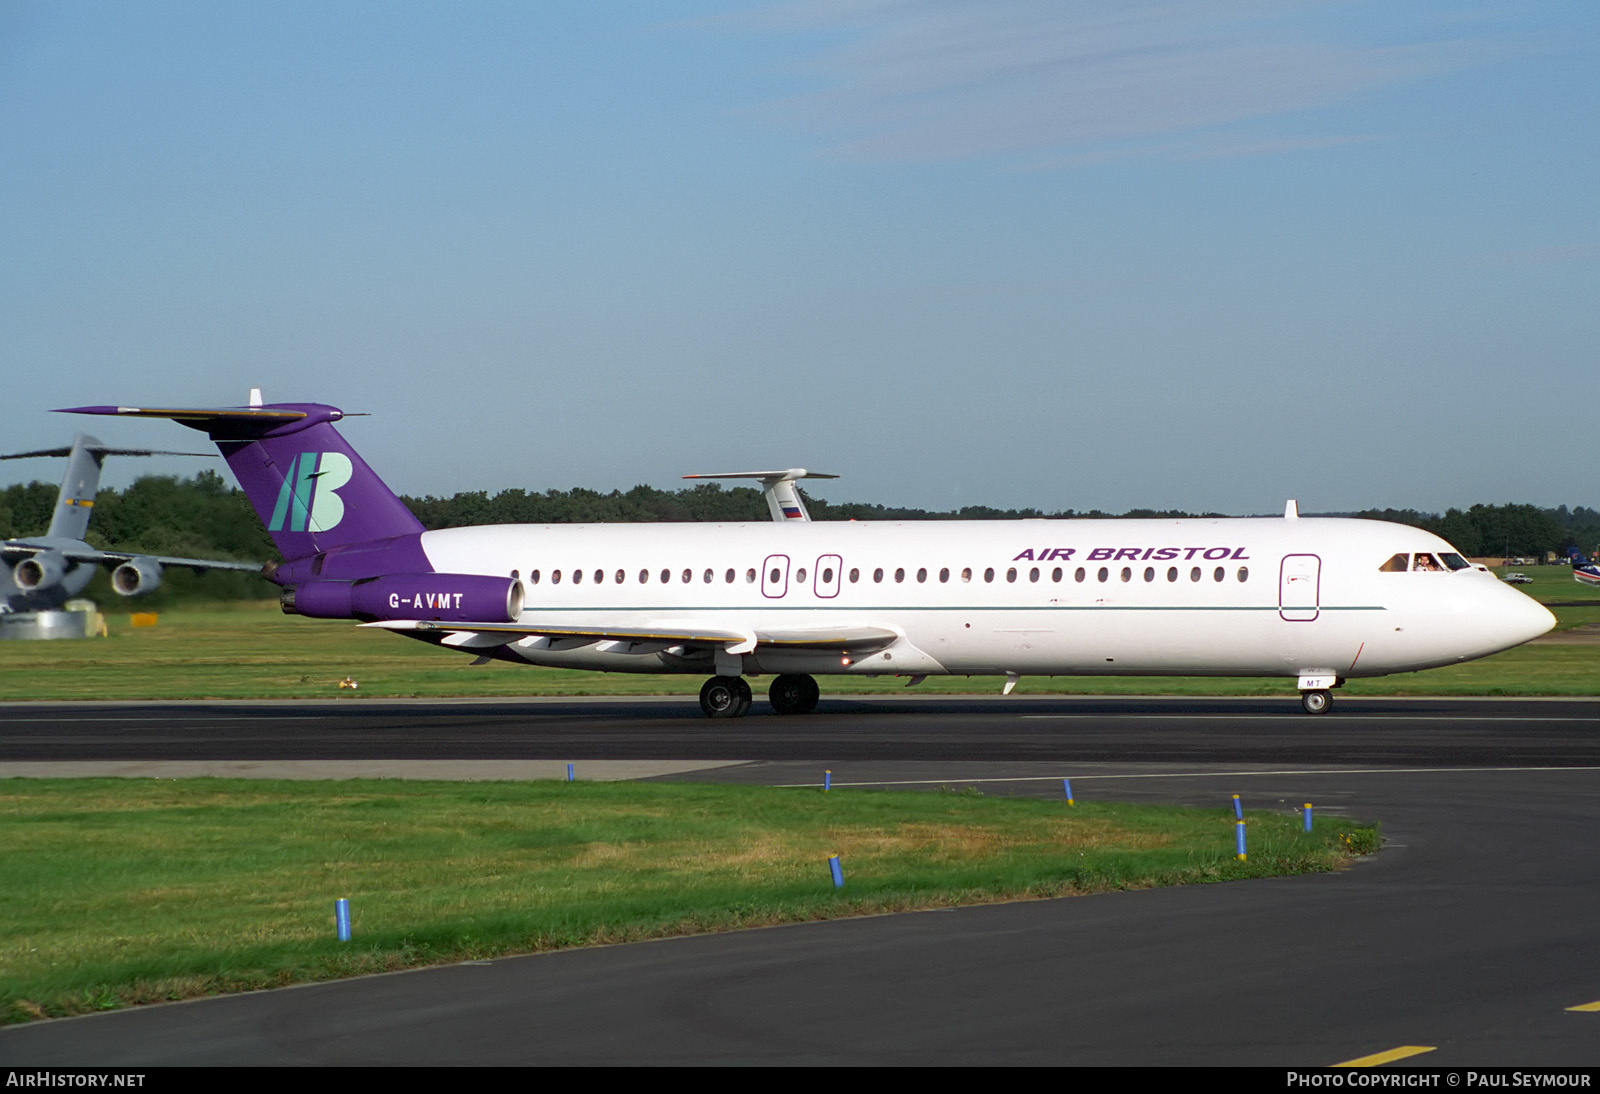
[59, 402, 423, 562]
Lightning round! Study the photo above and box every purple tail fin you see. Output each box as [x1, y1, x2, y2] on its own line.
[59, 402, 423, 561]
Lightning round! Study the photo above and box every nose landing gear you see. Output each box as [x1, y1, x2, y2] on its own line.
[1300, 688, 1332, 715]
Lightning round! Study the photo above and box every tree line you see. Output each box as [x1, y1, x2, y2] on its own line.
[3, 472, 1595, 603]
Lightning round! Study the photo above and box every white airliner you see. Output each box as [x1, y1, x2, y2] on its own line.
[64, 399, 1556, 716]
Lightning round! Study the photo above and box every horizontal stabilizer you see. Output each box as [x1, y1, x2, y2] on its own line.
[60, 405, 310, 424]
[682, 469, 838, 482]
[0, 445, 212, 460]
[682, 468, 839, 522]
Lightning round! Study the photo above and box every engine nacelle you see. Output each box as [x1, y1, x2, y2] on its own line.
[13, 552, 67, 592]
[111, 557, 164, 596]
[282, 574, 525, 623]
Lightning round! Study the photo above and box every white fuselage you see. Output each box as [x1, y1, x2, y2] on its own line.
[415, 516, 1555, 680]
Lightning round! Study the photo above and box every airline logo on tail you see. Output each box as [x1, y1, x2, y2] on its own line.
[269, 452, 353, 533]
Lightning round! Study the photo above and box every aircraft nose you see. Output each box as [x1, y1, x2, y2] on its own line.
[1498, 590, 1556, 648]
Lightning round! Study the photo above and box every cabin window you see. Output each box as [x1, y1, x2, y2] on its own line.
[916, 568, 927, 583]
[797, 567, 808, 582]
[748, 568, 758, 583]
[682, 569, 692, 583]
[984, 568, 995, 582]
[823, 567, 835, 584]
[1029, 567, 1040, 582]
[660, 569, 670, 583]
[1097, 567, 1108, 582]
[530, 570, 541, 585]
[639, 569, 649, 583]
[1120, 567, 1132, 582]
[1143, 567, 1155, 582]
[1075, 567, 1086, 582]
[1214, 567, 1225, 582]
[1190, 567, 1201, 582]
[894, 567, 905, 583]
[573, 569, 583, 584]
[770, 567, 782, 584]
[1167, 567, 1178, 582]
[1052, 567, 1063, 582]
[962, 567, 973, 582]
[939, 567, 950, 583]
[1005, 568, 1016, 583]
[615, 569, 626, 584]
[1237, 567, 1249, 582]
[848, 568, 859, 583]
[551, 570, 561, 584]
[1379, 554, 1409, 573]
[874, 568, 884, 582]
[724, 568, 735, 583]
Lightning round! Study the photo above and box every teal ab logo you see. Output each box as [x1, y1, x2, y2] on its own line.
[269, 452, 353, 533]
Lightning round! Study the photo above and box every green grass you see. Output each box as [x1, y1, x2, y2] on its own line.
[0, 778, 1376, 1024]
[0, 572, 1593, 701]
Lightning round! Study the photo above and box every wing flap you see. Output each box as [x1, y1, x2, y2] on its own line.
[751, 626, 897, 651]
[363, 620, 754, 646]
[363, 619, 899, 653]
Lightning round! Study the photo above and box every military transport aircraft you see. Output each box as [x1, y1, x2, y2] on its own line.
[63, 397, 1554, 715]
[2, 433, 261, 616]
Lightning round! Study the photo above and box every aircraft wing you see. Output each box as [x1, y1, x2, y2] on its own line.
[1, 540, 261, 573]
[364, 618, 898, 653]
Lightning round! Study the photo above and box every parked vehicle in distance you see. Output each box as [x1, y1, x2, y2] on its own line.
[1501, 572, 1533, 584]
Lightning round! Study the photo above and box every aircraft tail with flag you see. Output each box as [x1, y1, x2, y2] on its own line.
[1567, 548, 1600, 588]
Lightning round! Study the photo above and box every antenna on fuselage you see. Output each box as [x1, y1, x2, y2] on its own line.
[1284, 499, 1300, 520]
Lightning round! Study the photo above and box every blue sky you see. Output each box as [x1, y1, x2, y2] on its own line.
[3, 1, 1596, 516]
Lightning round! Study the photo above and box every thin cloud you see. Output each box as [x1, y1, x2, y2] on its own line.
[736, 0, 1520, 164]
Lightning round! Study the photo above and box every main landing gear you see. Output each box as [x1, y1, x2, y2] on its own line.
[699, 676, 752, 718]
[698, 674, 820, 718]
[767, 673, 820, 715]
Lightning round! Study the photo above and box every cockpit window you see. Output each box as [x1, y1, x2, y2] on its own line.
[1379, 554, 1409, 572]
[1439, 552, 1470, 571]
[1412, 553, 1442, 572]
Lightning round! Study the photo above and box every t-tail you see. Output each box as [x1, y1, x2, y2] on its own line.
[58, 402, 424, 563]
[0, 433, 217, 542]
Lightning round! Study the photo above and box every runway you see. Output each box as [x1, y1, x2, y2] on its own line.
[3, 695, 1599, 1065]
[2, 693, 1597, 767]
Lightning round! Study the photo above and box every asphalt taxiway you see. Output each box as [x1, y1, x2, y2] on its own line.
[2, 695, 1598, 1065]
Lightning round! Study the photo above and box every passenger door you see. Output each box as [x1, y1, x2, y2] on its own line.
[1279, 554, 1321, 622]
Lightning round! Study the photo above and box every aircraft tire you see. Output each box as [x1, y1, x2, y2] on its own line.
[1300, 689, 1332, 715]
[769, 674, 820, 715]
[701, 675, 752, 719]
